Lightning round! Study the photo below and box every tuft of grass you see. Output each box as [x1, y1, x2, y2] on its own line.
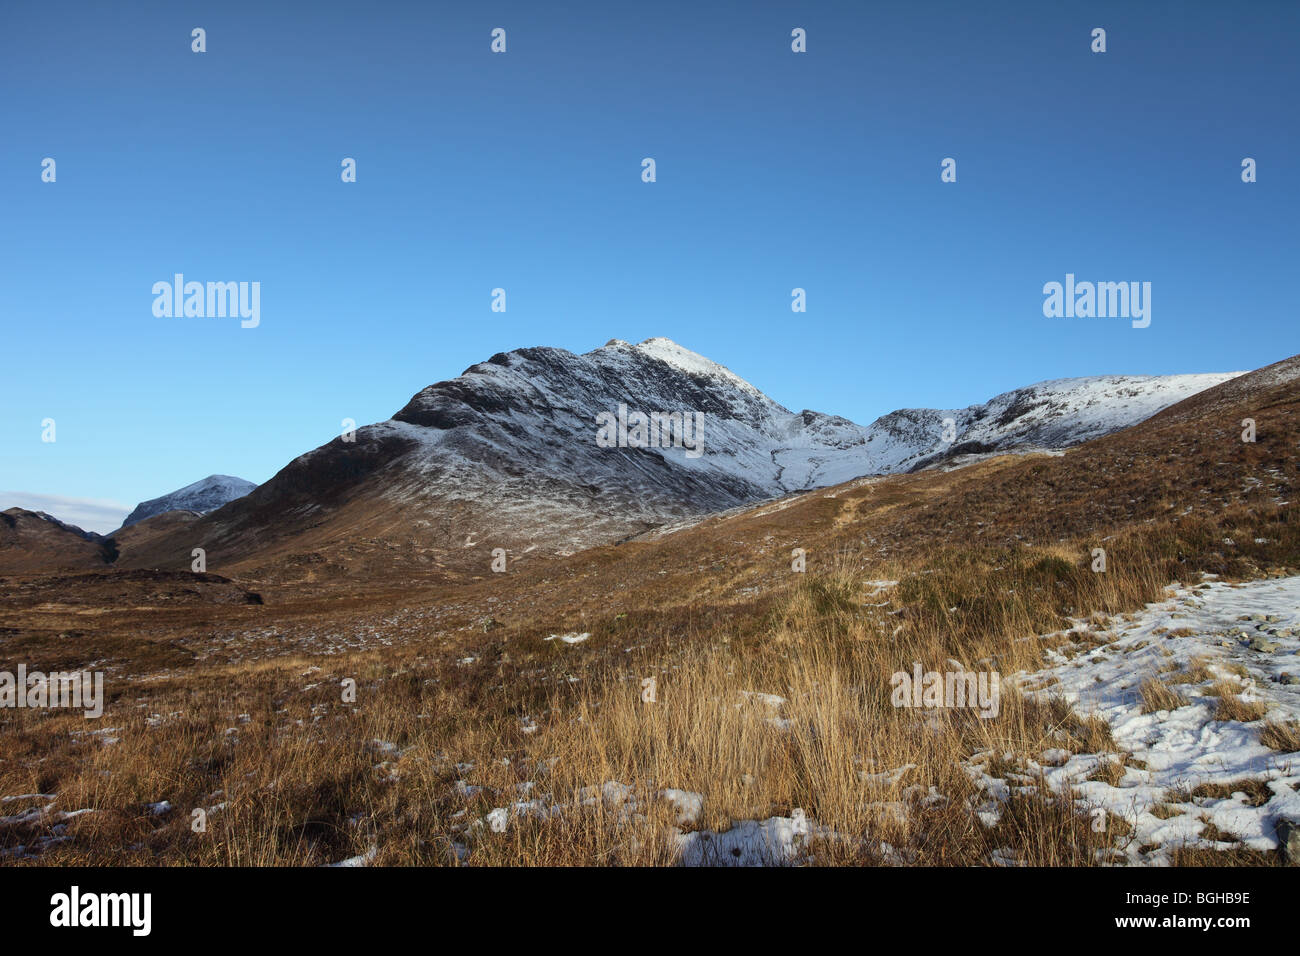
[1260, 720, 1300, 753]
[1088, 758, 1128, 787]
[1139, 678, 1189, 715]
[1208, 681, 1270, 723]
[1166, 658, 1213, 685]
[1189, 778, 1274, 807]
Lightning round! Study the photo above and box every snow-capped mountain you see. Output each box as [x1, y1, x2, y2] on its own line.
[121, 475, 257, 529]
[861, 372, 1244, 474]
[375, 339, 1240, 496]
[114, 338, 1240, 572]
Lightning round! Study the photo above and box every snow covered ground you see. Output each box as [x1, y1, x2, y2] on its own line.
[974, 575, 1300, 864]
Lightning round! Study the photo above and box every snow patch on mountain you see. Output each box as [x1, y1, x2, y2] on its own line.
[121, 475, 257, 529]
[863, 372, 1244, 475]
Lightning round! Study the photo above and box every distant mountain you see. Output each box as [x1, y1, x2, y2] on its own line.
[0, 508, 114, 573]
[120, 475, 257, 529]
[110, 338, 1241, 577]
[867, 372, 1244, 474]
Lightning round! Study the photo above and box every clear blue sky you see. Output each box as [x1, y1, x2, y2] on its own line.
[2, 0, 1297, 531]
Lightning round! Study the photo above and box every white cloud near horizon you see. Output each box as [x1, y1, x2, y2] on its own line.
[1, 491, 132, 535]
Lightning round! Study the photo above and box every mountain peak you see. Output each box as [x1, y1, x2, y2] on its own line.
[121, 475, 257, 529]
[595, 337, 765, 400]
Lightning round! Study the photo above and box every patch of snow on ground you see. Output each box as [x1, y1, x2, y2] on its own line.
[544, 632, 591, 644]
[675, 809, 814, 867]
[976, 575, 1300, 864]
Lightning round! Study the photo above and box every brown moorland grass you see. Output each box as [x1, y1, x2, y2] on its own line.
[2, 498, 1294, 866]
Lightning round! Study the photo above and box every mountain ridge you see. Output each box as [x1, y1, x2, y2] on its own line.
[105, 338, 1242, 579]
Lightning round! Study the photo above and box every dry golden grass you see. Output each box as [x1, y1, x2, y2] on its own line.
[1260, 720, 1300, 753]
[1166, 657, 1214, 685]
[1139, 678, 1190, 715]
[1208, 681, 1271, 723]
[1188, 778, 1274, 807]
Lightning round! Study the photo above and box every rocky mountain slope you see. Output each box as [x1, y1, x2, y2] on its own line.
[107, 338, 1240, 578]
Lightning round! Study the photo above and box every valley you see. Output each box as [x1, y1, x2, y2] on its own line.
[0, 344, 1295, 866]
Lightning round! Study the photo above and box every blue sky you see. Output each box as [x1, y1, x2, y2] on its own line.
[2, 0, 1297, 532]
